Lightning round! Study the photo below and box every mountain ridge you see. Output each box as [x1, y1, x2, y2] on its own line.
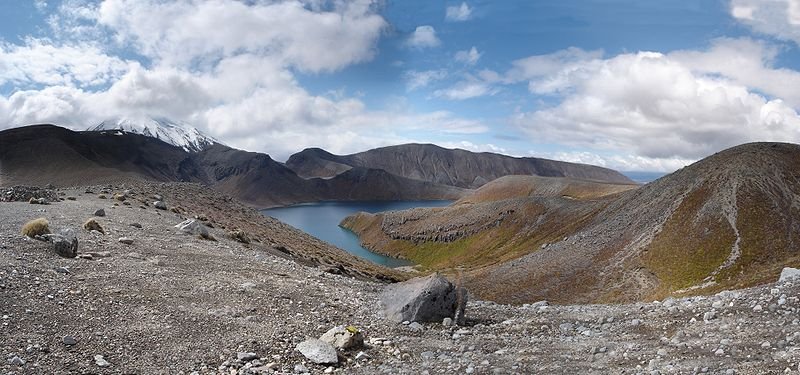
[89, 116, 220, 153]
[286, 143, 635, 188]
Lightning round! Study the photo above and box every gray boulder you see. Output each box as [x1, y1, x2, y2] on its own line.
[175, 219, 209, 238]
[380, 273, 467, 323]
[320, 325, 364, 349]
[46, 230, 78, 258]
[154, 201, 167, 210]
[296, 339, 338, 364]
[94, 208, 105, 217]
[780, 267, 800, 283]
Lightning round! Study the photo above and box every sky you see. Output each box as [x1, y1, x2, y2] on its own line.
[1, 0, 800, 172]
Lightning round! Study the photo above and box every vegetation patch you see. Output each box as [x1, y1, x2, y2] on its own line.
[21, 218, 50, 237]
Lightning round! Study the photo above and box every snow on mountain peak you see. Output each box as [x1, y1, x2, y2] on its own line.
[88, 116, 221, 152]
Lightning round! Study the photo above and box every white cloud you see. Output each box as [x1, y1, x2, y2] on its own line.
[511, 47, 800, 161]
[434, 80, 497, 100]
[0, 39, 132, 88]
[34, 0, 48, 12]
[730, 0, 800, 44]
[406, 26, 441, 49]
[94, 0, 386, 72]
[532, 150, 694, 173]
[440, 141, 507, 154]
[404, 69, 448, 91]
[445, 2, 473, 22]
[455, 46, 481, 65]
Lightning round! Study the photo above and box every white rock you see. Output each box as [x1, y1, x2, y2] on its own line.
[296, 339, 338, 364]
[319, 325, 364, 350]
[780, 268, 800, 283]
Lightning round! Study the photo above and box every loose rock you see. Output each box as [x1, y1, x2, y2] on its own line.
[296, 339, 338, 364]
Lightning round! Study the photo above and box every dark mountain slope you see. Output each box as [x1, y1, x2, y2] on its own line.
[287, 143, 634, 187]
[0, 125, 205, 186]
[0, 125, 465, 207]
[342, 143, 800, 304]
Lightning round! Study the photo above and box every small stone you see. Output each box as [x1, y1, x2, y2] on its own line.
[55, 267, 70, 274]
[408, 322, 424, 332]
[657, 348, 668, 356]
[94, 355, 110, 367]
[63, 335, 77, 345]
[130, 222, 142, 228]
[762, 341, 771, 348]
[294, 363, 309, 373]
[8, 355, 25, 366]
[118, 237, 134, 245]
[753, 305, 763, 312]
[320, 325, 364, 349]
[355, 351, 369, 360]
[154, 201, 167, 210]
[237, 352, 258, 362]
[714, 348, 725, 356]
[712, 300, 724, 309]
[324, 367, 334, 374]
[442, 317, 453, 327]
[93, 209, 105, 217]
[703, 311, 716, 322]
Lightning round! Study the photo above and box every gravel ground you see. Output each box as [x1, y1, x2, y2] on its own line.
[2, 184, 799, 374]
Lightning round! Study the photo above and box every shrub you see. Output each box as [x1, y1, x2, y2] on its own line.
[21, 218, 50, 237]
[228, 229, 250, 244]
[83, 218, 105, 234]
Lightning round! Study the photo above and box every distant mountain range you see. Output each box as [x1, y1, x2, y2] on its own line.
[0, 120, 632, 207]
[286, 144, 633, 187]
[342, 142, 800, 304]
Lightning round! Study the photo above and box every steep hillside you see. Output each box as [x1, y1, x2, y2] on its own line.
[342, 143, 800, 304]
[287, 143, 634, 187]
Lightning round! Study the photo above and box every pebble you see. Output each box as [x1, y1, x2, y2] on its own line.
[294, 363, 309, 373]
[237, 352, 258, 362]
[442, 317, 453, 326]
[94, 354, 110, 367]
[118, 237, 134, 245]
[408, 322, 424, 332]
[63, 335, 77, 345]
[8, 355, 25, 366]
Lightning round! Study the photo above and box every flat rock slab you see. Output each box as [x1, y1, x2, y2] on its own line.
[296, 339, 338, 364]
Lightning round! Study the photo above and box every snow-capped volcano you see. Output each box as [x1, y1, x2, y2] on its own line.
[88, 116, 220, 152]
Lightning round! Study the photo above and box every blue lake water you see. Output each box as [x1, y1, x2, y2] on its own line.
[262, 200, 452, 267]
[622, 171, 666, 184]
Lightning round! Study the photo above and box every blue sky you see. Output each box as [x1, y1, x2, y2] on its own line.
[2, 0, 800, 172]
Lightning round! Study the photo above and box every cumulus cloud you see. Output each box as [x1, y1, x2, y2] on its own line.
[455, 46, 481, 65]
[406, 26, 441, 49]
[0, 39, 132, 88]
[94, 0, 387, 72]
[445, 2, 473, 22]
[404, 69, 448, 91]
[511, 46, 800, 162]
[730, 0, 800, 45]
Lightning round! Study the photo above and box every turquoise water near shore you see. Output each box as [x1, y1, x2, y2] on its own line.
[262, 200, 452, 267]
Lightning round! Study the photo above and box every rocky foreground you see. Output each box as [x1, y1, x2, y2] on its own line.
[2, 184, 800, 374]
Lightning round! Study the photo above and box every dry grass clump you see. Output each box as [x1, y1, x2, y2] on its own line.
[21, 218, 51, 237]
[228, 229, 250, 244]
[83, 218, 105, 234]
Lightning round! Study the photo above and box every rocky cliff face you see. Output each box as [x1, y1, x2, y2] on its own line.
[342, 143, 800, 304]
[287, 143, 635, 188]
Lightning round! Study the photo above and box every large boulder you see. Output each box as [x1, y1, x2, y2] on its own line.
[296, 339, 338, 364]
[175, 219, 210, 239]
[320, 325, 364, 350]
[780, 267, 800, 283]
[380, 273, 467, 323]
[45, 230, 78, 258]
